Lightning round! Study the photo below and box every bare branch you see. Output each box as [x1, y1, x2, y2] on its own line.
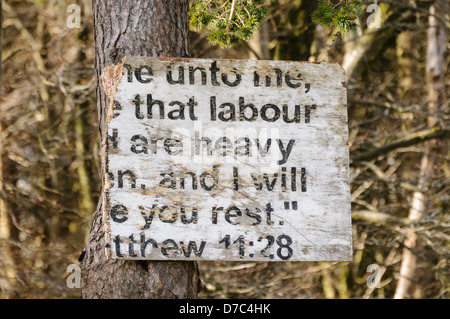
[351, 125, 450, 164]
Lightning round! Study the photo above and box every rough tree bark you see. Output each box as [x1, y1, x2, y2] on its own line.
[394, 2, 447, 299]
[80, 0, 201, 298]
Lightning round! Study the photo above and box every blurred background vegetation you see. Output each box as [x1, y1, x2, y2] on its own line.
[0, 0, 448, 298]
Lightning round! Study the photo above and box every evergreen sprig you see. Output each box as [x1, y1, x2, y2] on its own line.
[311, 0, 362, 32]
[189, 0, 268, 48]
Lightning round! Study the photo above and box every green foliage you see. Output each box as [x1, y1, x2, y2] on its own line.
[311, 0, 363, 32]
[189, 0, 268, 48]
[189, 0, 365, 48]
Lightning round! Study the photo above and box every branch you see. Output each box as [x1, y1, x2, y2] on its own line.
[352, 210, 416, 226]
[351, 125, 450, 164]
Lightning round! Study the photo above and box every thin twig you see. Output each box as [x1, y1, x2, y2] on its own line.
[227, 0, 236, 30]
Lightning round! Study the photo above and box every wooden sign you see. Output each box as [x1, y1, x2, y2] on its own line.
[102, 57, 352, 261]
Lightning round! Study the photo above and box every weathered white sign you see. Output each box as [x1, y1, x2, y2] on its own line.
[102, 57, 352, 261]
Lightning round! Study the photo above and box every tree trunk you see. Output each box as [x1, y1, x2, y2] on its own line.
[341, 2, 395, 82]
[80, 0, 201, 299]
[248, 20, 271, 60]
[394, 2, 447, 299]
